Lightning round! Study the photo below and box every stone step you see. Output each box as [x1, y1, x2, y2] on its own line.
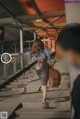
[16, 77, 39, 83]
[28, 77, 37, 81]
[15, 79, 29, 81]
[22, 101, 70, 112]
[16, 78, 31, 81]
[1, 87, 24, 92]
[6, 84, 28, 89]
[19, 75, 29, 78]
[0, 102, 22, 119]
[15, 112, 70, 119]
[17, 75, 29, 79]
[6, 85, 19, 88]
[24, 73, 36, 75]
[17, 77, 28, 80]
[15, 101, 70, 119]
[10, 82, 28, 85]
[5, 83, 28, 93]
[24, 75, 36, 78]
[48, 87, 70, 92]
[25, 70, 36, 74]
[15, 79, 31, 83]
[26, 79, 32, 83]
[27, 80, 40, 93]
[13, 79, 28, 82]
[0, 89, 24, 97]
[0, 88, 11, 91]
[0, 97, 5, 101]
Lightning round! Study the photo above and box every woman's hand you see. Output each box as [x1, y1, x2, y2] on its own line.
[49, 63, 53, 67]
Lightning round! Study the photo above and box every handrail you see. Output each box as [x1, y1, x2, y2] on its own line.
[0, 52, 54, 89]
[0, 61, 35, 89]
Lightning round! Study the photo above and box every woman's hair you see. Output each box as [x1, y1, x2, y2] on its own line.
[32, 40, 44, 54]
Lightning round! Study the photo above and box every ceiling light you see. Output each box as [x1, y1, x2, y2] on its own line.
[12, 22, 16, 25]
[35, 19, 43, 22]
[12, 22, 22, 25]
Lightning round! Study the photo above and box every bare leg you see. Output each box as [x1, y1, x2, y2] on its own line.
[41, 85, 47, 103]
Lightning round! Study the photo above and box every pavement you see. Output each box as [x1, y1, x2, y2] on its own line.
[0, 61, 71, 119]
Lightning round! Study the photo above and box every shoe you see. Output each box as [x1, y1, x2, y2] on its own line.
[42, 102, 47, 109]
[38, 86, 42, 92]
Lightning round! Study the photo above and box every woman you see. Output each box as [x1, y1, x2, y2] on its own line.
[32, 39, 51, 109]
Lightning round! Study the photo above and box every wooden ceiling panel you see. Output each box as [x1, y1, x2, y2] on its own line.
[37, 31, 56, 36]
[19, 0, 65, 15]
[35, 0, 65, 12]
[46, 29, 57, 33]
[53, 16, 66, 24]
[54, 23, 66, 27]
[19, 0, 36, 14]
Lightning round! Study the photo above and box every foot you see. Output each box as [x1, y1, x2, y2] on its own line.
[42, 102, 47, 109]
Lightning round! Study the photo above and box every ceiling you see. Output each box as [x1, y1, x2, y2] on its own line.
[0, 0, 66, 41]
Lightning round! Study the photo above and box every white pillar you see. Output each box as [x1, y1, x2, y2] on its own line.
[20, 29, 24, 69]
[34, 32, 36, 41]
[65, 2, 80, 23]
[20, 29, 23, 53]
[65, 2, 80, 119]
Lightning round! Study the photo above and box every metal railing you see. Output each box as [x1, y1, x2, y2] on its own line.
[0, 52, 32, 84]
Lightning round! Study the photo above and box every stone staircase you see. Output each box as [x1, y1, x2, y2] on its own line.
[0, 59, 71, 119]
[0, 88, 71, 119]
[0, 66, 40, 94]
[0, 102, 22, 119]
[15, 102, 70, 119]
[0, 65, 41, 119]
[14, 90, 71, 119]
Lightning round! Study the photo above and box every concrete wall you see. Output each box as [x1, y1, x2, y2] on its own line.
[65, 3, 80, 23]
[65, 2, 80, 118]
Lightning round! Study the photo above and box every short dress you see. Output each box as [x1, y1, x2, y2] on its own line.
[32, 46, 51, 85]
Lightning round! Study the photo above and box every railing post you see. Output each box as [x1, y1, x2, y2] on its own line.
[34, 32, 36, 41]
[3, 64, 7, 80]
[20, 29, 24, 69]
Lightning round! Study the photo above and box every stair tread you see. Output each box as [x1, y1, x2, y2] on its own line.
[15, 101, 70, 119]
[16, 111, 70, 119]
[0, 89, 24, 96]
[10, 82, 28, 85]
[0, 102, 22, 119]
[16, 101, 70, 113]
[27, 80, 40, 92]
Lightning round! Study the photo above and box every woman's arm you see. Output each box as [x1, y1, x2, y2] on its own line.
[44, 46, 51, 64]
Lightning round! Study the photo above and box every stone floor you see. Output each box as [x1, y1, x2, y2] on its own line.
[0, 81, 70, 119]
[0, 62, 71, 119]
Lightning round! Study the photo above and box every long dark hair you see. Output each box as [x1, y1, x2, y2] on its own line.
[32, 40, 44, 54]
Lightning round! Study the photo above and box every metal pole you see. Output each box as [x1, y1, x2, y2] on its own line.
[34, 32, 36, 41]
[2, 43, 3, 53]
[29, 42, 30, 50]
[37, 35, 40, 39]
[15, 42, 17, 53]
[3, 64, 7, 80]
[20, 29, 24, 69]
[13, 43, 17, 73]
[20, 29, 23, 53]
[13, 57, 16, 73]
